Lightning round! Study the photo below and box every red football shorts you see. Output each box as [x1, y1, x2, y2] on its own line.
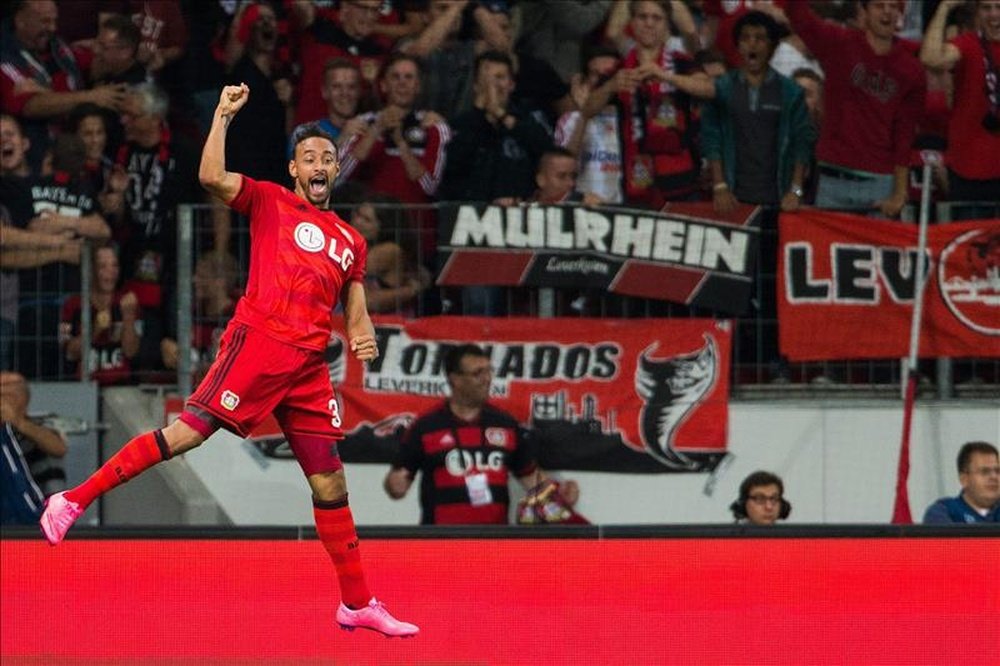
[181, 323, 344, 475]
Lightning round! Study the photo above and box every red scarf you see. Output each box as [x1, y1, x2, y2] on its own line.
[115, 123, 171, 169]
[618, 46, 697, 203]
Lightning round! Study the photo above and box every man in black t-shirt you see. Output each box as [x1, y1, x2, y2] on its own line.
[17, 133, 110, 379]
[104, 82, 199, 375]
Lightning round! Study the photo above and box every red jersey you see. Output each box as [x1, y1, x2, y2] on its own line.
[0, 41, 84, 116]
[228, 177, 367, 351]
[947, 32, 1000, 180]
[124, 0, 188, 56]
[337, 110, 450, 203]
[787, 2, 926, 174]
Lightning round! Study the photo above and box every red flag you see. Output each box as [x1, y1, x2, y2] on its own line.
[892, 377, 916, 524]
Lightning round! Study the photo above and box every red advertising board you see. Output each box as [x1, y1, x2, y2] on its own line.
[3, 537, 997, 664]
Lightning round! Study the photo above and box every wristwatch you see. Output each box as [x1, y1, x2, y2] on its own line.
[790, 185, 804, 198]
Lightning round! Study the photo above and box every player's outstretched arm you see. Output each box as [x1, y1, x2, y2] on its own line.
[199, 84, 250, 204]
[343, 281, 378, 362]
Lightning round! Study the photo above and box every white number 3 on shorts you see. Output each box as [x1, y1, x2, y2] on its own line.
[328, 398, 342, 428]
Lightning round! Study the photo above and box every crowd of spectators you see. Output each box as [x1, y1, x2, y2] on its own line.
[2, 0, 998, 385]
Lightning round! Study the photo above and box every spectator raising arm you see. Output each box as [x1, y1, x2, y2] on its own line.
[920, 0, 964, 70]
[399, 0, 468, 58]
[19, 83, 128, 120]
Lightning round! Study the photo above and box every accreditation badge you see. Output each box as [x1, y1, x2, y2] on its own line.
[465, 472, 493, 507]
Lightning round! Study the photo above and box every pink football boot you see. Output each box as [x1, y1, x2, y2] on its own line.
[336, 598, 419, 638]
[39, 492, 83, 545]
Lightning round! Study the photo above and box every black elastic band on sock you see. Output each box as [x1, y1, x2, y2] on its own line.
[154, 430, 171, 461]
[313, 494, 349, 510]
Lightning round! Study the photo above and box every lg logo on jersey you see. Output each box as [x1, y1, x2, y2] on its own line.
[445, 449, 504, 476]
[293, 222, 355, 272]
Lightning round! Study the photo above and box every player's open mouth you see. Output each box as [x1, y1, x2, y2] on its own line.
[309, 175, 328, 197]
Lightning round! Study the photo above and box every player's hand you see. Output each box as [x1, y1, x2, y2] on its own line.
[350, 334, 379, 362]
[218, 83, 250, 118]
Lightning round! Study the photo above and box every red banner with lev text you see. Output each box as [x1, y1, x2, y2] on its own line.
[778, 211, 1000, 361]
[332, 317, 731, 473]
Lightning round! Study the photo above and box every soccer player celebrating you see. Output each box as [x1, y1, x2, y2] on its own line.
[40, 84, 419, 638]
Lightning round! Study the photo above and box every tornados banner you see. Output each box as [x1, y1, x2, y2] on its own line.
[436, 203, 761, 314]
[778, 211, 1000, 361]
[329, 317, 731, 473]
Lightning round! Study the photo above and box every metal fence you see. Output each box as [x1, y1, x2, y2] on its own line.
[5, 199, 997, 400]
[175, 199, 999, 398]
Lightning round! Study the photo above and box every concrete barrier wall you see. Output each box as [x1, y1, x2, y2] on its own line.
[99, 388, 998, 525]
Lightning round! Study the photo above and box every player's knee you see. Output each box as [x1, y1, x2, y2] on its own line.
[161, 419, 206, 456]
[309, 469, 347, 502]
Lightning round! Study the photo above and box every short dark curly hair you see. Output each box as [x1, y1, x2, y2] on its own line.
[732, 10, 787, 51]
[289, 122, 338, 159]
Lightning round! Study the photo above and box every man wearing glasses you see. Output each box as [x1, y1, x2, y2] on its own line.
[923, 441, 1000, 524]
[730, 470, 792, 526]
[89, 14, 147, 87]
[384, 343, 578, 524]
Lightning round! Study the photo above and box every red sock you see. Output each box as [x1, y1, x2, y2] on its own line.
[313, 496, 371, 609]
[64, 430, 170, 509]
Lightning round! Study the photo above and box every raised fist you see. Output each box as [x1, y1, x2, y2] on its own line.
[218, 84, 250, 117]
